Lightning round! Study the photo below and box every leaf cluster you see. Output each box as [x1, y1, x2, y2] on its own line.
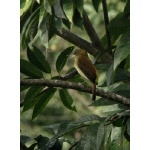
[20, 0, 130, 149]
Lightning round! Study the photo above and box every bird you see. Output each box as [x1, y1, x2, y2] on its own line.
[73, 49, 98, 101]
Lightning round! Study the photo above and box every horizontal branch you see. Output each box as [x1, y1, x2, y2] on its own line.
[21, 79, 130, 106]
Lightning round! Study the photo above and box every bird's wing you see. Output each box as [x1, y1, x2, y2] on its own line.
[77, 57, 97, 83]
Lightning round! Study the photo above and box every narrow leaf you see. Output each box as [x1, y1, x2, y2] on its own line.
[92, 0, 101, 13]
[56, 46, 74, 73]
[23, 86, 44, 112]
[106, 64, 114, 86]
[32, 88, 57, 120]
[20, 0, 33, 16]
[73, 0, 83, 14]
[59, 89, 76, 112]
[21, 7, 40, 50]
[114, 31, 130, 70]
[53, 0, 66, 19]
[27, 46, 51, 73]
[74, 114, 104, 124]
[20, 59, 43, 78]
[44, 0, 52, 14]
[127, 118, 130, 136]
[73, 7, 83, 29]
[89, 98, 118, 106]
[62, 0, 73, 22]
[111, 127, 123, 150]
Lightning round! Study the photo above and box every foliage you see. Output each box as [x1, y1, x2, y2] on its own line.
[20, 0, 130, 149]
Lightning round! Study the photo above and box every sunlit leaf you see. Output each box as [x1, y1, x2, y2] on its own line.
[74, 114, 104, 124]
[62, 0, 73, 22]
[53, 0, 66, 19]
[21, 7, 40, 50]
[56, 46, 74, 73]
[44, 0, 52, 14]
[59, 89, 76, 112]
[20, 0, 33, 16]
[20, 59, 43, 78]
[114, 31, 130, 70]
[111, 127, 123, 150]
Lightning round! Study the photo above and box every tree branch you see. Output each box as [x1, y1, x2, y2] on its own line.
[20, 79, 130, 105]
[82, 10, 104, 51]
[55, 28, 97, 56]
[102, 0, 112, 49]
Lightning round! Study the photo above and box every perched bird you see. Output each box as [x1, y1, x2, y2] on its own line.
[73, 49, 98, 101]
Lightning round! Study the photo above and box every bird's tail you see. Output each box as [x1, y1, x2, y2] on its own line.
[92, 83, 96, 101]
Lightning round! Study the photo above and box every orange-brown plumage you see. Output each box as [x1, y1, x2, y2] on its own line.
[73, 49, 98, 101]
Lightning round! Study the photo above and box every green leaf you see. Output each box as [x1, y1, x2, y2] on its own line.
[112, 83, 130, 97]
[34, 135, 49, 149]
[59, 89, 76, 112]
[76, 123, 104, 150]
[20, 86, 30, 92]
[114, 67, 130, 83]
[21, 7, 40, 50]
[101, 104, 127, 116]
[20, 59, 43, 78]
[92, 0, 101, 13]
[127, 118, 130, 136]
[123, 0, 130, 17]
[106, 64, 114, 86]
[38, 7, 50, 50]
[73, 7, 83, 29]
[62, 19, 71, 30]
[62, 0, 73, 22]
[44, 0, 52, 14]
[53, 0, 66, 19]
[73, 0, 83, 14]
[114, 31, 130, 70]
[27, 46, 51, 73]
[23, 86, 44, 112]
[110, 127, 123, 150]
[32, 88, 57, 120]
[95, 63, 110, 71]
[74, 114, 104, 124]
[20, 135, 33, 144]
[107, 17, 130, 36]
[20, 0, 33, 16]
[56, 46, 74, 73]
[44, 123, 60, 135]
[125, 54, 130, 70]
[54, 17, 62, 32]
[89, 98, 118, 106]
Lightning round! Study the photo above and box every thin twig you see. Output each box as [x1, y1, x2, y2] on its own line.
[20, 79, 130, 105]
[102, 0, 112, 49]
